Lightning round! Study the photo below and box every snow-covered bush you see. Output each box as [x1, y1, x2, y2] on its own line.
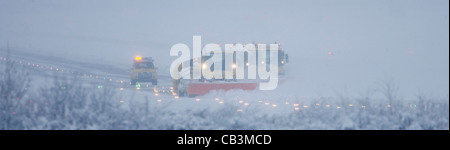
[1, 55, 448, 129]
[0, 53, 30, 130]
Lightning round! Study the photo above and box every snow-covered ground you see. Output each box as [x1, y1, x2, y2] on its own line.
[0, 0, 448, 130]
[0, 50, 448, 130]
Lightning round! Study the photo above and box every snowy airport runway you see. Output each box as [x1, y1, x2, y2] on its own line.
[1, 50, 448, 129]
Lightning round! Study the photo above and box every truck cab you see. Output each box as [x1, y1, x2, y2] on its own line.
[131, 56, 158, 85]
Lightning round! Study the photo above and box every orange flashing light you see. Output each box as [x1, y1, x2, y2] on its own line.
[135, 56, 142, 60]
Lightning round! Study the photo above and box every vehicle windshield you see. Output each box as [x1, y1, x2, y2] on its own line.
[134, 62, 154, 69]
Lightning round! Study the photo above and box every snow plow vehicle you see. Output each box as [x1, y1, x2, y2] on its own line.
[131, 56, 158, 85]
[173, 42, 288, 97]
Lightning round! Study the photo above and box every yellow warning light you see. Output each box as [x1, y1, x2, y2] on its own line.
[135, 56, 142, 60]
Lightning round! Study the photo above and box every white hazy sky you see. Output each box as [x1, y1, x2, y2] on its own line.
[0, 0, 448, 98]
